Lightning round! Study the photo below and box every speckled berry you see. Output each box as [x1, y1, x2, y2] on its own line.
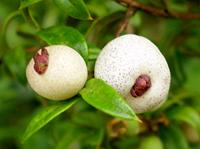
[26, 45, 88, 100]
[95, 34, 170, 113]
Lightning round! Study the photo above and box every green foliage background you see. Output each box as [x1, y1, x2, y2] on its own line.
[0, 0, 200, 149]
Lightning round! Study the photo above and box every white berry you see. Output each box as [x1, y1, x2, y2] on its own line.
[26, 45, 88, 100]
[95, 34, 170, 113]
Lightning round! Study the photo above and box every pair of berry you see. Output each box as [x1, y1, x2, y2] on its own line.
[26, 34, 170, 113]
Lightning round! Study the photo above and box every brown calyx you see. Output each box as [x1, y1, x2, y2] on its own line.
[107, 118, 128, 138]
[130, 74, 151, 97]
[33, 48, 49, 74]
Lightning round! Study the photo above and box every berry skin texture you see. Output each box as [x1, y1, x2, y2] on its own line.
[95, 34, 171, 113]
[26, 45, 88, 100]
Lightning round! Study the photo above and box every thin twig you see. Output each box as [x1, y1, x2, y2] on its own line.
[116, 6, 136, 37]
[2, 10, 21, 36]
[117, 0, 200, 19]
[27, 7, 41, 30]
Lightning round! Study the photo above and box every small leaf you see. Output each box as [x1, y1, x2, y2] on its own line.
[37, 25, 88, 62]
[54, 0, 92, 20]
[167, 106, 200, 134]
[80, 79, 137, 120]
[20, 0, 43, 9]
[22, 98, 79, 143]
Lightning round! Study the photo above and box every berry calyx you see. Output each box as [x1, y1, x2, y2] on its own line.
[26, 45, 88, 100]
[130, 75, 151, 97]
[33, 48, 49, 74]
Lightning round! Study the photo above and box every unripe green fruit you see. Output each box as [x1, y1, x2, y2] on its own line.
[139, 135, 164, 149]
[95, 34, 170, 113]
[26, 45, 88, 100]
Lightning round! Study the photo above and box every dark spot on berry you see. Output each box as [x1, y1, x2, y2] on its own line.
[130, 75, 151, 97]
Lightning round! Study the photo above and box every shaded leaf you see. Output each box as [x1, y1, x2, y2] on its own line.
[83, 128, 104, 147]
[54, 0, 92, 20]
[22, 98, 79, 142]
[87, 0, 125, 17]
[37, 25, 88, 62]
[4, 47, 27, 84]
[72, 111, 105, 129]
[80, 79, 137, 120]
[55, 123, 84, 149]
[87, 45, 101, 72]
[20, 0, 43, 9]
[159, 125, 189, 149]
[184, 59, 200, 96]
[20, 131, 54, 149]
[167, 106, 200, 134]
[88, 46, 101, 61]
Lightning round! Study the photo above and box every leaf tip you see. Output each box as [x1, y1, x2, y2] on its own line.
[136, 116, 142, 123]
[88, 16, 94, 21]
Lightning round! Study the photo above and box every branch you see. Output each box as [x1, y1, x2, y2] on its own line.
[118, 0, 200, 19]
[116, 6, 136, 37]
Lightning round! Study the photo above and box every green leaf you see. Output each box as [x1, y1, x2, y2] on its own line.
[167, 106, 200, 134]
[159, 125, 189, 149]
[20, 131, 54, 149]
[21, 7, 41, 30]
[54, 0, 92, 20]
[184, 59, 200, 96]
[72, 111, 105, 129]
[88, 46, 101, 61]
[80, 79, 137, 120]
[83, 128, 104, 147]
[55, 123, 84, 149]
[37, 25, 88, 62]
[20, 0, 43, 9]
[22, 98, 79, 143]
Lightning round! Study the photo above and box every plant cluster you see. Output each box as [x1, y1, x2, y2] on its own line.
[0, 0, 200, 149]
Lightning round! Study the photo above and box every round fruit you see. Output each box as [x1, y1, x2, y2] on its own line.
[95, 34, 170, 113]
[26, 45, 88, 100]
[139, 135, 164, 149]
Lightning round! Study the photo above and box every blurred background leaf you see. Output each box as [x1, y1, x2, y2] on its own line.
[37, 25, 88, 62]
[54, 0, 92, 20]
[20, 0, 44, 9]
